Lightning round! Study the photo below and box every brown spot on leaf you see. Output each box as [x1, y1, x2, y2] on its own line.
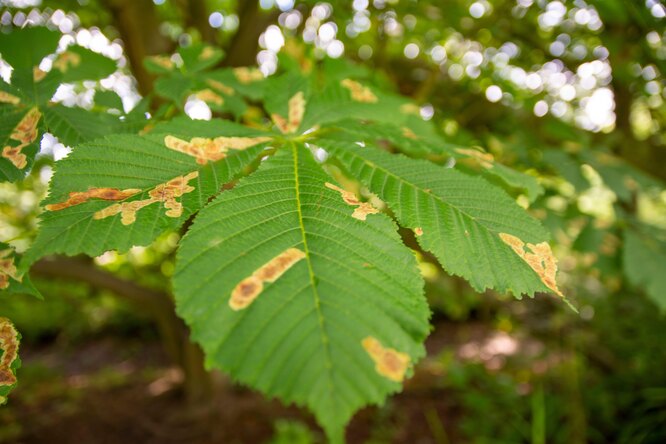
[362, 336, 410, 382]
[33, 67, 47, 82]
[272, 91, 306, 134]
[148, 55, 174, 70]
[325, 182, 379, 221]
[229, 276, 263, 311]
[352, 204, 379, 221]
[499, 233, 564, 298]
[456, 148, 494, 169]
[400, 103, 421, 115]
[45, 187, 142, 211]
[0, 250, 20, 290]
[93, 171, 199, 225]
[53, 51, 81, 73]
[0, 91, 20, 105]
[414, 227, 423, 236]
[199, 46, 216, 60]
[287, 92, 305, 132]
[1, 147, 26, 169]
[233, 67, 264, 84]
[230, 248, 306, 310]
[2, 107, 41, 169]
[341, 79, 378, 103]
[271, 113, 289, 134]
[206, 79, 235, 96]
[401, 127, 418, 140]
[0, 317, 19, 387]
[195, 89, 224, 106]
[600, 233, 619, 256]
[164, 135, 271, 165]
[254, 248, 306, 283]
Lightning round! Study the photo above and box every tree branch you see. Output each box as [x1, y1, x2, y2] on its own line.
[32, 257, 184, 368]
[223, 1, 279, 67]
[104, 0, 172, 95]
[176, 0, 218, 45]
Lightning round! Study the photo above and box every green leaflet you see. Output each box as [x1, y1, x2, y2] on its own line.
[623, 226, 666, 310]
[323, 121, 543, 202]
[174, 144, 430, 441]
[42, 105, 143, 147]
[301, 78, 416, 129]
[0, 27, 60, 75]
[580, 150, 664, 202]
[0, 317, 21, 405]
[21, 118, 271, 269]
[453, 147, 544, 203]
[0, 26, 124, 181]
[322, 119, 457, 157]
[93, 90, 124, 111]
[147, 44, 251, 118]
[323, 140, 566, 299]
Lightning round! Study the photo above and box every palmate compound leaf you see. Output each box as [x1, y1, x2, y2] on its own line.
[174, 144, 430, 442]
[321, 139, 569, 302]
[20, 117, 273, 270]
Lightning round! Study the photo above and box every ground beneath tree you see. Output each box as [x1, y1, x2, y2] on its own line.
[0, 321, 527, 443]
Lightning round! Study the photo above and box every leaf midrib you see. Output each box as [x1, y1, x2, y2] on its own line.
[290, 142, 335, 408]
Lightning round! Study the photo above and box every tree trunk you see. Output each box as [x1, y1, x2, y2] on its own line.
[223, 1, 279, 67]
[104, 0, 172, 95]
[31, 256, 212, 403]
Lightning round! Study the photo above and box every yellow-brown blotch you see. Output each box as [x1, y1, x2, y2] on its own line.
[0, 91, 20, 105]
[341, 79, 378, 103]
[93, 171, 199, 225]
[164, 135, 271, 165]
[195, 89, 224, 106]
[272, 91, 306, 134]
[206, 79, 235, 96]
[233, 67, 264, 84]
[2, 107, 41, 169]
[0, 250, 20, 290]
[499, 233, 564, 298]
[148, 55, 174, 70]
[229, 248, 306, 311]
[362, 336, 411, 382]
[456, 148, 494, 169]
[45, 187, 142, 211]
[0, 318, 19, 388]
[53, 51, 81, 73]
[325, 182, 379, 221]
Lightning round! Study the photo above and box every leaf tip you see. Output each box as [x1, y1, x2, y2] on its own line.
[499, 232, 565, 299]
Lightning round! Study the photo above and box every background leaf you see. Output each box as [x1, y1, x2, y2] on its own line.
[623, 226, 666, 310]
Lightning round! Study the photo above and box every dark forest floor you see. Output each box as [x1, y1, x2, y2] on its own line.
[0, 321, 522, 444]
